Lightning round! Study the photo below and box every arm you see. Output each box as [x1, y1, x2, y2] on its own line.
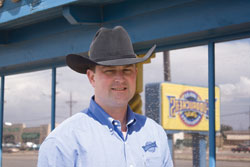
[159, 128, 174, 167]
[37, 138, 75, 167]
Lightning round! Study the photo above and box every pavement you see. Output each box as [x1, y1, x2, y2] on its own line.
[174, 147, 250, 162]
[2, 149, 250, 167]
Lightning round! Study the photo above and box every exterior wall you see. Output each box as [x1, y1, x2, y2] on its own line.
[3, 123, 51, 145]
[224, 130, 250, 146]
[216, 135, 224, 147]
[3, 124, 25, 144]
[39, 124, 51, 144]
[22, 127, 42, 144]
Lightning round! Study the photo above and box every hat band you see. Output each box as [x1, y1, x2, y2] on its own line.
[92, 54, 136, 62]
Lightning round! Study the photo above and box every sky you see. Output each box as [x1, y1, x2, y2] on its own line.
[1, 38, 250, 130]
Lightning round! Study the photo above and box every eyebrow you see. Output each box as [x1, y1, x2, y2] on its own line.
[125, 64, 135, 68]
[101, 65, 135, 69]
[100, 66, 114, 70]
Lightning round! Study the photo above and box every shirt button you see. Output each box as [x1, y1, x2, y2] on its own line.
[129, 165, 134, 167]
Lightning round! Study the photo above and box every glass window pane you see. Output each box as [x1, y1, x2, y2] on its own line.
[56, 66, 94, 124]
[3, 70, 51, 167]
[215, 38, 250, 167]
[144, 46, 209, 167]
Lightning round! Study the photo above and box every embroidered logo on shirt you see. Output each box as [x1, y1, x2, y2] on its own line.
[142, 141, 157, 152]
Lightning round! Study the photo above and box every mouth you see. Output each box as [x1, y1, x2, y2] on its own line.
[111, 87, 127, 91]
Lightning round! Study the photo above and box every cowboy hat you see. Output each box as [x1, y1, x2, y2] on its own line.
[66, 26, 156, 74]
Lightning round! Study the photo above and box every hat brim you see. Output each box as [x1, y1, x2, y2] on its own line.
[66, 44, 156, 74]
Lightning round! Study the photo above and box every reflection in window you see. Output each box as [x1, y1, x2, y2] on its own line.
[144, 46, 209, 167]
[144, 41, 250, 166]
[56, 66, 94, 124]
[3, 70, 51, 167]
[215, 38, 250, 166]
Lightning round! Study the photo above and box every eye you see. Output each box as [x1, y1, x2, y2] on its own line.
[104, 70, 115, 74]
[123, 68, 133, 74]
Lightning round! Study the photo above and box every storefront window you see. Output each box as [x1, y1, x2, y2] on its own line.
[215, 38, 250, 167]
[55, 66, 94, 124]
[3, 70, 51, 167]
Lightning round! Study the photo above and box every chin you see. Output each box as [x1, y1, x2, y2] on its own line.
[112, 98, 130, 107]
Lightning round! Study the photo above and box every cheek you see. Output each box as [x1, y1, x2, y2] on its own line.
[95, 77, 110, 89]
[130, 76, 137, 90]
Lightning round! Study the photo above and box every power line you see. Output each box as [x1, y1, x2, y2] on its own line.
[221, 111, 250, 117]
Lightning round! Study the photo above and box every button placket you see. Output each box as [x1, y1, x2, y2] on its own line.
[124, 140, 137, 167]
[109, 128, 114, 135]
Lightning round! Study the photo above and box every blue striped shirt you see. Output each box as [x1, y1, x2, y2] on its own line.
[38, 97, 173, 167]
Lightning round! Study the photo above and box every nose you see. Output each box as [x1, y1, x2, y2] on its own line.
[114, 70, 125, 82]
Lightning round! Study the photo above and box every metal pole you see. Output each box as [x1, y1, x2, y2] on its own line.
[0, 76, 5, 167]
[167, 133, 173, 156]
[199, 134, 207, 167]
[192, 133, 199, 167]
[51, 67, 56, 131]
[208, 42, 216, 167]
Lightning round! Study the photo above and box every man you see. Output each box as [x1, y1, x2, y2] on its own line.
[38, 26, 173, 167]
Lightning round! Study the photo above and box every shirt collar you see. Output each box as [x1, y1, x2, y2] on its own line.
[126, 105, 136, 126]
[88, 96, 136, 129]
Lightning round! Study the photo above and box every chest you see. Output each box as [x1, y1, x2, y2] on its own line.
[75, 125, 163, 167]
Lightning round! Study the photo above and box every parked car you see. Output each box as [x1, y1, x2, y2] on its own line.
[3, 147, 19, 153]
[231, 144, 250, 153]
[2, 143, 20, 153]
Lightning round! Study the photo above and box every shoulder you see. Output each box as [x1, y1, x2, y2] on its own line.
[133, 113, 166, 136]
[134, 113, 162, 129]
[38, 109, 92, 161]
[44, 109, 94, 140]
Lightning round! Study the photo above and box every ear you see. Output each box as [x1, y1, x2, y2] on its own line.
[86, 69, 95, 87]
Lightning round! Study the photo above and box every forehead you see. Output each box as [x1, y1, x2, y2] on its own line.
[97, 64, 136, 69]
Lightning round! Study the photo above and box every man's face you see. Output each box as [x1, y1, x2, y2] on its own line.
[87, 64, 137, 108]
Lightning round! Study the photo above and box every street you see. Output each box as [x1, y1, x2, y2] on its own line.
[175, 159, 250, 167]
[2, 150, 250, 167]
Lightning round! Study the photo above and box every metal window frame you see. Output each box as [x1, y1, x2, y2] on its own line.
[0, 40, 242, 167]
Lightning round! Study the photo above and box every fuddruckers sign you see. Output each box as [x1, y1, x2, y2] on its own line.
[161, 83, 220, 131]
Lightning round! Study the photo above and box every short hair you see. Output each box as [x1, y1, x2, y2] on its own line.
[88, 64, 96, 72]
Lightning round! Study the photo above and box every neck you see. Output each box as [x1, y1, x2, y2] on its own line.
[95, 100, 128, 132]
[104, 105, 128, 131]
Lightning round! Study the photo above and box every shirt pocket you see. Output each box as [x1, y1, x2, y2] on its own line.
[143, 152, 162, 167]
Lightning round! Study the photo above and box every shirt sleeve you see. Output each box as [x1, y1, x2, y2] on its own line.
[37, 138, 74, 167]
[159, 127, 174, 167]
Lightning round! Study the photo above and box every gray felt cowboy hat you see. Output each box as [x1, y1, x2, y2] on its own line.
[66, 26, 156, 74]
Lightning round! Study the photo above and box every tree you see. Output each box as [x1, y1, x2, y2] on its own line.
[221, 124, 233, 131]
[220, 124, 233, 139]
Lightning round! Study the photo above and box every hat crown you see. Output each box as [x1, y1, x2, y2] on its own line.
[89, 26, 136, 61]
[66, 25, 156, 74]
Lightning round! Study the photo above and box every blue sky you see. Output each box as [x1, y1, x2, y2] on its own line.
[2, 38, 250, 130]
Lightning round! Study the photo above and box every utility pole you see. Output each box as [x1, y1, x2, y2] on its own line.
[163, 50, 175, 165]
[66, 92, 77, 117]
[163, 51, 171, 81]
